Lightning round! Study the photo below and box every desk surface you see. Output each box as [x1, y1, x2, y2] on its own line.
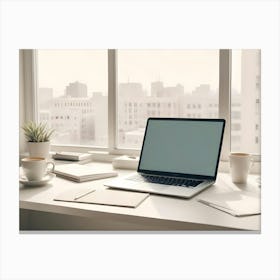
[19, 161, 261, 231]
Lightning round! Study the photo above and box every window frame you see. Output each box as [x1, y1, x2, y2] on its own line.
[22, 49, 260, 162]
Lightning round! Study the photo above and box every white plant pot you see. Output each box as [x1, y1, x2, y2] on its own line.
[27, 141, 50, 159]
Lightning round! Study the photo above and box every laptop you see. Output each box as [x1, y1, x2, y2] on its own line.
[105, 118, 225, 199]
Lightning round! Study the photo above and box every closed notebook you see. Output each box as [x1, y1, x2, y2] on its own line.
[54, 187, 149, 208]
[53, 152, 92, 161]
[197, 192, 260, 217]
[54, 163, 118, 182]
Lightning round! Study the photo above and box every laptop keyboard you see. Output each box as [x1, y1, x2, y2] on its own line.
[127, 174, 203, 187]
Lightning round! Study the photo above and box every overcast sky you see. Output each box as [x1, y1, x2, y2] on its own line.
[37, 49, 241, 97]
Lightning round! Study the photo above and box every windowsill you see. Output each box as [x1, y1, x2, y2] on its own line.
[87, 151, 261, 174]
[19, 149, 261, 175]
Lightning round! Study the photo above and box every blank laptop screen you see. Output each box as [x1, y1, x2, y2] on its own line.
[138, 119, 225, 177]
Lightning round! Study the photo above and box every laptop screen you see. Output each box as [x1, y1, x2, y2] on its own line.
[138, 118, 225, 178]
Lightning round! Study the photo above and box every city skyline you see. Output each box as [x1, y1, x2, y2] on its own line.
[38, 80, 241, 99]
[37, 50, 242, 97]
[37, 50, 260, 154]
[38, 80, 222, 149]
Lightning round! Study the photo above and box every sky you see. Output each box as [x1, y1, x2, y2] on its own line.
[37, 49, 241, 97]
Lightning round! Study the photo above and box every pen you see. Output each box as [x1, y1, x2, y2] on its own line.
[74, 189, 96, 200]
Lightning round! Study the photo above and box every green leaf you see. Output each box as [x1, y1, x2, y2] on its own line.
[21, 121, 55, 142]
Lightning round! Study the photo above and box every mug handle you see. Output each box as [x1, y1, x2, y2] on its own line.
[46, 162, 55, 174]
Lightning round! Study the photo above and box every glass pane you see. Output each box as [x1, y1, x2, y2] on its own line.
[37, 50, 108, 147]
[231, 50, 261, 154]
[117, 50, 219, 149]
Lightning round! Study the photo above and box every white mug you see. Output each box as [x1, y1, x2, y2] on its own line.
[21, 157, 55, 181]
[229, 153, 253, 184]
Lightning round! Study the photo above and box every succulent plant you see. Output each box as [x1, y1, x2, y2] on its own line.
[22, 121, 54, 142]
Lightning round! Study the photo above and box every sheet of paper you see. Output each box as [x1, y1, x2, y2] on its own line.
[197, 191, 260, 217]
[54, 187, 149, 208]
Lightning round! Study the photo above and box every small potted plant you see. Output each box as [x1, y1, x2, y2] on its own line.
[22, 121, 55, 159]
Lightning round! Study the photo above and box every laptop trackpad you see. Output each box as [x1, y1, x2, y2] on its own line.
[108, 178, 140, 188]
[136, 182, 171, 191]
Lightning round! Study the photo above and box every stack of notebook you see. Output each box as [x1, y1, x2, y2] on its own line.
[54, 163, 118, 182]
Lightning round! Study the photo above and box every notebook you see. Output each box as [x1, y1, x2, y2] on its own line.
[197, 192, 260, 217]
[54, 187, 149, 208]
[54, 163, 118, 182]
[53, 152, 92, 161]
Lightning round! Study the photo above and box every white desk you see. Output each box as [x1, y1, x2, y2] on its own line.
[19, 162, 261, 231]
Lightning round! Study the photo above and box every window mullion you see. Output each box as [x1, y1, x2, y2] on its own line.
[219, 49, 232, 161]
[108, 49, 117, 153]
[22, 49, 38, 123]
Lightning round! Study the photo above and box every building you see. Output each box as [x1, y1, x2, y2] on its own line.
[51, 104, 82, 144]
[38, 87, 53, 109]
[118, 82, 224, 148]
[65, 81, 88, 98]
[49, 94, 107, 146]
[231, 93, 242, 151]
[151, 81, 184, 98]
[118, 96, 178, 140]
[151, 81, 164, 97]
[118, 82, 145, 98]
[240, 50, 261, 153]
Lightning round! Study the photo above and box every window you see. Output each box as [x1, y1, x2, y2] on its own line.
[117, 50, 219, 149]
[37, 50, 108, 147]
[231, 50, 261, 154]
[232, 123, 241, 131]
[24, 49, 261, 157]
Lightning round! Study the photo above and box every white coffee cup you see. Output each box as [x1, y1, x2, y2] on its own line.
[21, 157, 55, 181]
[229, 153, 253, 184]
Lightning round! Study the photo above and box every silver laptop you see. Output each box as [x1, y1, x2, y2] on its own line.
[105, 118, 225, 199]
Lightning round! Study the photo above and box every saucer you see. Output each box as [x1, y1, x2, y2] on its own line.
[19, 173, 56, 187]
